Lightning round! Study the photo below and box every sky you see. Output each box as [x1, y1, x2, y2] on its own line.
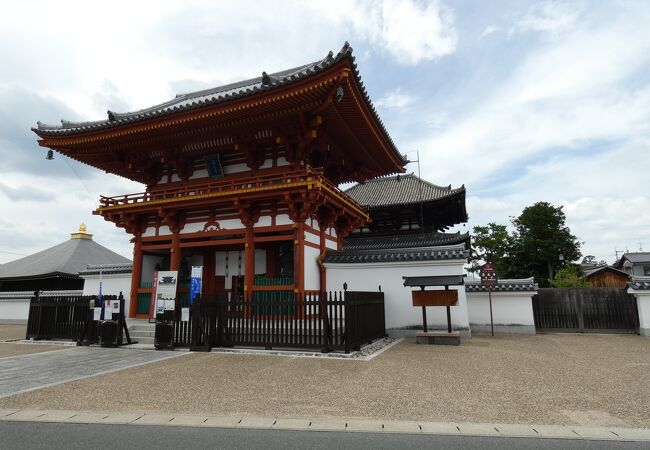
[0, 0, 649, 265]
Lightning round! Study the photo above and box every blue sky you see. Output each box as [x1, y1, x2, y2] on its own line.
[0, 0, 648, 265]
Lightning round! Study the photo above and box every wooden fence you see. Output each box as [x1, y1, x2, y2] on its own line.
[26, 293, 118, 340]
[156, 290, 386, 353]
[532, 287, 639, 333]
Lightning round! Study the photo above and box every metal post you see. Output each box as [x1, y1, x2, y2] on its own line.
[488, 286, 494, 336]
[446, 306, 452, 333]
[420, 286, 427, 332]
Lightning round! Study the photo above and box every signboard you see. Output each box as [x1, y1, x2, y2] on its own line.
[412, 290, 458, 307]
[205, 154, 224, 179]
[480, 263, 498, 288]
[155, 270, 178, 312]
[93, 307, 102, 321]
[181, 307, 190, 322]
[189, 266, 203, 305]
[149, 271, 159, 319]
[103, 300, 113, 320]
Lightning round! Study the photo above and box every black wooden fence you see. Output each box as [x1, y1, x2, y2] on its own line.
[156, 290, 386, 353]
[26, 293, 118, 340]
[532, 287, 639, 333]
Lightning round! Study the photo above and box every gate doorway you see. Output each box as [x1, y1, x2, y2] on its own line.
[532, 287, 639, 333]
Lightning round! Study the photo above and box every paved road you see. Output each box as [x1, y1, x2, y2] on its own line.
[0, 421, 647, 450]
[0, 347, 182, 398]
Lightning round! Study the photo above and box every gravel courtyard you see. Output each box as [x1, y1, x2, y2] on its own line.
[0, 325, 67, 358]
[0, 333, 648, 427]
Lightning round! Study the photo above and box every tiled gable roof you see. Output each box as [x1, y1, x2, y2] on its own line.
[343, 232, 469, 251]
[33, 42, 406, 165]
[79, 263, 133, 276]
[323, 243, 469, 264]
[345, 173, 465, 208]
[629, 276, 650, 290]
[464, 277, 538, 292]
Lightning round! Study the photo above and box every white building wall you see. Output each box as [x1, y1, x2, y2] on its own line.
[0, 300, 30, 324]
[628, 288, 650, 337]
[304, 246, 321, 291]
[325, 260, 470, 336]
[466, 292, 536, 334]
[82, 274, 133, 315]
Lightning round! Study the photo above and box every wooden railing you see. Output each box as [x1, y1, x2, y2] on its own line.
[156, 290, 386, 353]
[98, 168, 365, 214]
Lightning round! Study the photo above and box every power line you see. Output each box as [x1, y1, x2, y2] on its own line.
[0, 249, 28, 257]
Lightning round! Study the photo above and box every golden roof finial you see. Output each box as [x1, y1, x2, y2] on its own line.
[71, 222, 93, 240]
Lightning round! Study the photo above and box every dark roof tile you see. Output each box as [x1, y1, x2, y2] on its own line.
[345, 173, 465, 208]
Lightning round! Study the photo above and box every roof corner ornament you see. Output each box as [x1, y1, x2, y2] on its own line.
[46, 149, 54, 160]
[261, 71, 271, 86]
[107, 110, 117, 122]
[335, 86, 344, 102]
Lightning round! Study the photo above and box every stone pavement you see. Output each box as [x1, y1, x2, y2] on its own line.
[0, 409, 648, 442]
[0, 347, 186, 399]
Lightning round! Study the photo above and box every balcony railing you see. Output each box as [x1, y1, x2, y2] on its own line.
[97, 168, 367, 215]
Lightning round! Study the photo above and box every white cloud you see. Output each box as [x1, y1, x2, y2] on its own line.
[511, 1, 582, 36]
[480, 25, 500, 39]
[350, 0, 458, 65]
[376, 88, 416, 110]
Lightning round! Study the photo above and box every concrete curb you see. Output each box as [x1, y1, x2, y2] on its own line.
[0, 409, 648, 441]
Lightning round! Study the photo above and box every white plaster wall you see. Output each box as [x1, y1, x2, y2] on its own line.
[325, 260, 470, 331]
[304, 230, 320, 245]
[219, 218, 244, 230]
[628, 289, 650, 336]
[256, 216, 272, 227]
[276, 156, 290, 166]
[276, 214, 293, 226]
[224, 162, 248, 175]
[158, 225, 172, 236]
[255, 249, 267, 275]
[189, 169, 209, 180]
[182, 222, 206, 234]
[304, 246, 321, 291]
[142, 227, 156, 238]
[82, 274, 132, 314]
[0, 300, 30, 323]
[466, 292, 536, 334]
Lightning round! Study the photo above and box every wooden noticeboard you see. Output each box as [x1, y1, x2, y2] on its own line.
[412, 290, 458, 307]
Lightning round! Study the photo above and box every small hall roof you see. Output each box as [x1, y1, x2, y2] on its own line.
[345, 173, 466, 208]
[0, 226, 130, 281]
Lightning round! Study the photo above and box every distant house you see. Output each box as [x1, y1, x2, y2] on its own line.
[583, 266, 630, 288]
[0, 224, 130, 292]
[616, 253, 650, 277]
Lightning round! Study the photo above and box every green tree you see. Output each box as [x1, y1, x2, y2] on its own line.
[550, 265, 588, 288]
[468, 223, 516, 277]
[512, 202, 581, 286]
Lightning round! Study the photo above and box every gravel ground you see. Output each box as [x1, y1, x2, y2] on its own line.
[0, 334, 648, 427]
[0, 343, 66, 358]
[0, 325, 27, 341]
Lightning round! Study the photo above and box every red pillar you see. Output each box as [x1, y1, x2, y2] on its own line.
[129, 236, 143, 318]
[170, 233, 181, 307]
[295, 221, 305, 296]
[244, 227, 255, 299]
[170, 233, 181, 271]
[319, 228, 326, 293]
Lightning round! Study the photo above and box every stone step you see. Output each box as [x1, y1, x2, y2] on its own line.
[133, 336, 155, 345]
[128, 324, 156, 331]
[129, 330, 155, 338]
